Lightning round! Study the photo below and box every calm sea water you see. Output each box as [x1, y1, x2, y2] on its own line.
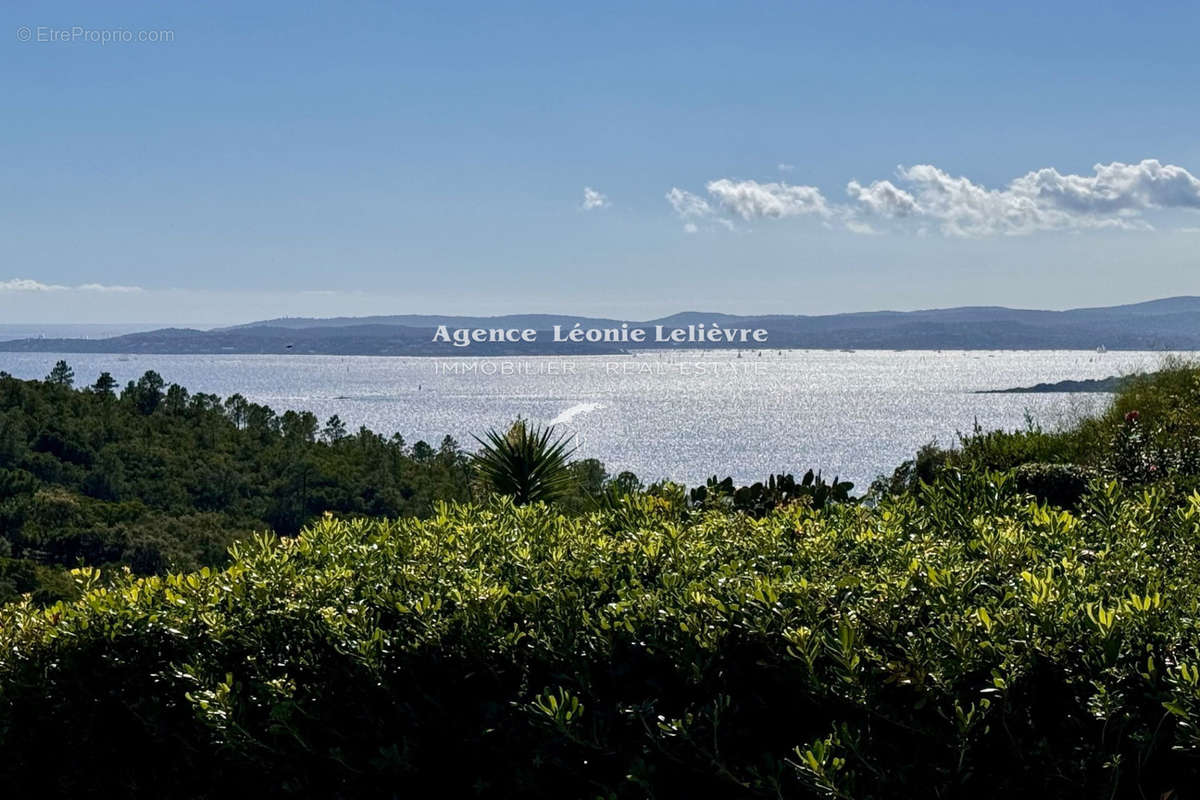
[0, 350, 1184, 489]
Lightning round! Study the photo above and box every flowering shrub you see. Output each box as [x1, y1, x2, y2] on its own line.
[1103, 360, 1200, 493]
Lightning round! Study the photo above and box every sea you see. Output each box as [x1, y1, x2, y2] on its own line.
[0, 349, 1185, 490]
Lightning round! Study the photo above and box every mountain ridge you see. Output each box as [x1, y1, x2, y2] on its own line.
[2, 297, 1198, 355]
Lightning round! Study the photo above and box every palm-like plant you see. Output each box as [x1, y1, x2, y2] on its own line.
[472, 419, 577, 505]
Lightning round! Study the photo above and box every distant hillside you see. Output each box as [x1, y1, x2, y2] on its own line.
[2, 297, 1198, 355]
[220, 314, 630, 331]
[0, 324, 623, 356]
[0, 323, 175, 340]
[978, 375, 1135, 394]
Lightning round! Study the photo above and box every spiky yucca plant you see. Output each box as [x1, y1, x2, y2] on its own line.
[472, 419, 577, 504]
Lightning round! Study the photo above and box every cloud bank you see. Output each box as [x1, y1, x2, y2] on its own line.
[705, 178, 830, 221]
[668, 159, 1200, 237]
[0, 278, 144, 293]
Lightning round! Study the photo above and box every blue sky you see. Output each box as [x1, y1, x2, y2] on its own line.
[2, 0, 1199, 324]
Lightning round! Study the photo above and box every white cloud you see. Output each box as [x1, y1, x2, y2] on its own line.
[888, 164, 1125, 236]
[846, 179, 919, 217]
[667, 178, 830, 230]
[879, 162, 1194, 236]
[1009, 159, 1200, 214]
[0, 278, 143, 293]
[705, 178, 830, 220]
[844, 220, 880, 236]
[581, 186, 609, 210]
[665, 187, 723, 232]
[665, 187, 712, 219]
[675, 158, 1200, 238]
[0, 279, 62, 291]
[892, 164, 1059, 236]
[76, 283, 145, 293]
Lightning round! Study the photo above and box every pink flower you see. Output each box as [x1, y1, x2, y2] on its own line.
[1125, 410, 1140, 423]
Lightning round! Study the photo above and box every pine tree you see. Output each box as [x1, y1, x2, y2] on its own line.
[322, 414, 348, 442]
[92, 372, 117, 397]
[46, 361, 74, 388]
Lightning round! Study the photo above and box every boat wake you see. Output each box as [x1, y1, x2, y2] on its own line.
[549, 402, 603, 426]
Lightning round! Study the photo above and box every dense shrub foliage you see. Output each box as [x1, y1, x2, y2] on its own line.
[876, 358, 1200, 500]
[1010, 461, 1096, 508]
[3, 478, 1200, 797]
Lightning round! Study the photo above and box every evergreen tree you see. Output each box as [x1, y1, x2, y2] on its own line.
[322, 415, 348, 442]
[45, 360, 74, 388]
[92, 372, 117, 397]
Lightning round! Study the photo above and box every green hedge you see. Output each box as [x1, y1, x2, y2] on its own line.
[3, 478, 1200, 797]
[1011, 462, 1097, 509]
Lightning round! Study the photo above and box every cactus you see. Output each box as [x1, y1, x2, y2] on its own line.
[691, 470, 854, 517]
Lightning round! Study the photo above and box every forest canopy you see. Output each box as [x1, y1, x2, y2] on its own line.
[0, 364, 474, 602]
